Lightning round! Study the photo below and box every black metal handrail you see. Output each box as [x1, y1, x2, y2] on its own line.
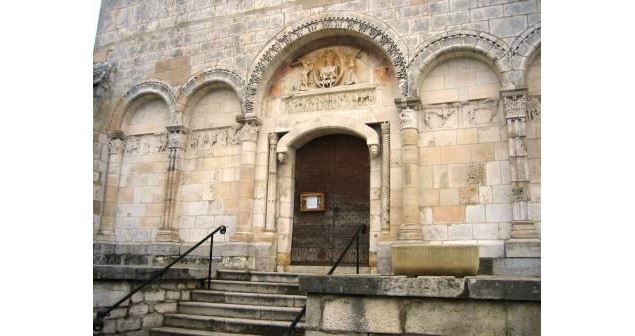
[284, 224, 367, 336]
[93, 225, 227, 331]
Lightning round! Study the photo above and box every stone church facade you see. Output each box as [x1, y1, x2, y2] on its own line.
[93, 0, 541, 274]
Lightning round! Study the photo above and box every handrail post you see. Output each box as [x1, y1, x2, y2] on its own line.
[356, 233, 359, 274]
[208, 233, 214, 290]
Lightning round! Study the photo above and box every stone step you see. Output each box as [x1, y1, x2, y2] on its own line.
[163, 314, 305, 335]
[191, 290, 305, 308]
[150, 327, 261, 336]
[207, 280, 300, 295]
[179, 302, 304, 321]
[217, 270, 301, 283]
[283, 265, 374, 274]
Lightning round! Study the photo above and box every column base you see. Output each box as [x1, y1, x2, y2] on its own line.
[95, 231, 115, 242]
[505, 239, 541, 258]
[156, 230, 179, 242]
[231, 231, 254, 242]
[397, 224, 423, 241]
[510, 220, 539, 239]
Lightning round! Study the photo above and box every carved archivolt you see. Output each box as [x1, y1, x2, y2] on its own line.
[176, 67, 247, 117]
[245, 13, 409, 115]
[511, 23, 541, 87]
[111, 80, 177, 131]
[408, 30, 511, 94]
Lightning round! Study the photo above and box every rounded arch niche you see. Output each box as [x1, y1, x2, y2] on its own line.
[273, 118, 382, 269]
[244, 12, 410, 117]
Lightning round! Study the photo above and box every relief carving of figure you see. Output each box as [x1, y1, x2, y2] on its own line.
[344, 51, 361, 85]
[314, 50, 342, 88]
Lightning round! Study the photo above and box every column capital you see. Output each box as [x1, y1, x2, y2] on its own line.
[166, 125, 189, 149]
[108, 130, 126, 141]
[108, 137, 126, 155]
[394, 97, 422, 112]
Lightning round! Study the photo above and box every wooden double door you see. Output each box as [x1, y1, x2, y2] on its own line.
[291, 134, 370, 266]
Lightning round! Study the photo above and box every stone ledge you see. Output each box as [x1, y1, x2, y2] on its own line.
[299, 274, 540, 301]
[94, 265, 208, 280]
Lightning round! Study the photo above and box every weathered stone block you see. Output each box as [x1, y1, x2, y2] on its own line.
[467, 276, 540, 301]
[322, 297, 401, 333]
[117, 317, 141, 332]
[405, 299, 506, 335]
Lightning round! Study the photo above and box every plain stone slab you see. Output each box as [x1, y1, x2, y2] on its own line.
[493, 258, 541, 277]
[299, 275, 466, 298]
[505, 239, 541, 258]
[94, 265, 208, 280]
[466, 276, 540, 301]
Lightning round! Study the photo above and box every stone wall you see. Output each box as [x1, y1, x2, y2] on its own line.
[300, 274, 540, 335]
[418, 57, 510, 257]
[94, 272, 201, 335]
[94, 0, 541, 272]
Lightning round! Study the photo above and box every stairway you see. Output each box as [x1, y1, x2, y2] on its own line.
[150, 270, 305, 336]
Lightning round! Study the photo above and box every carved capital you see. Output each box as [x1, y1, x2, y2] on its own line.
[277, 152, 287, 163]
[369, 144, 380, 157]
[108, 138, 126, 155]
[238, 122, 260, 142]
[268, 132, 279, 145]
[399, 108, 418, 130]
[168, 132, 187, 149]
[502, 92, 528, 119]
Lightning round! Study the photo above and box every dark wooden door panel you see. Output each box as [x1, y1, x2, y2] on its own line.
[291, 134, 370, 266]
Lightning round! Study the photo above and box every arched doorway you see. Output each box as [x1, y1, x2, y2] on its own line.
[291, 134, 370, 266]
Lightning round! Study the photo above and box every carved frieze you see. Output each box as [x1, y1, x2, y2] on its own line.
[124, 134, 167, 156]
[187, 127, 242, 152]
[283, 87, 375, 113]
[421, 99, 500, 129]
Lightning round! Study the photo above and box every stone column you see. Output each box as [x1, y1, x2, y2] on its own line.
[156, 125, 187, 242]
[264, 132, 278, 232]
[233, 117, 261, 241]
[395, 98, 422, 240]
[502, 90, 539, 240]
[97, 131, 126, 241]
[380, 122, 391, 232]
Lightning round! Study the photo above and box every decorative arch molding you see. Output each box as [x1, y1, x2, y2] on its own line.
[407, 30, 511, 95]
[276, 116, 379, 160]
[511, 23, 541, 87]
[176, 67, 247, 118]
[245, 11, 410, 116]
[110, 80, 177, 131]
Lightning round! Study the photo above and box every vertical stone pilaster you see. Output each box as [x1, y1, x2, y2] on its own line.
[233, 117, 261, 241]
[156, 125, 187, 242]
[502, 90, 539, 240]
[97, 131, 126, 241]
[395, 98, 422, 241]
[380, 122, 391, 232]
[265, 133, 279, 232]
